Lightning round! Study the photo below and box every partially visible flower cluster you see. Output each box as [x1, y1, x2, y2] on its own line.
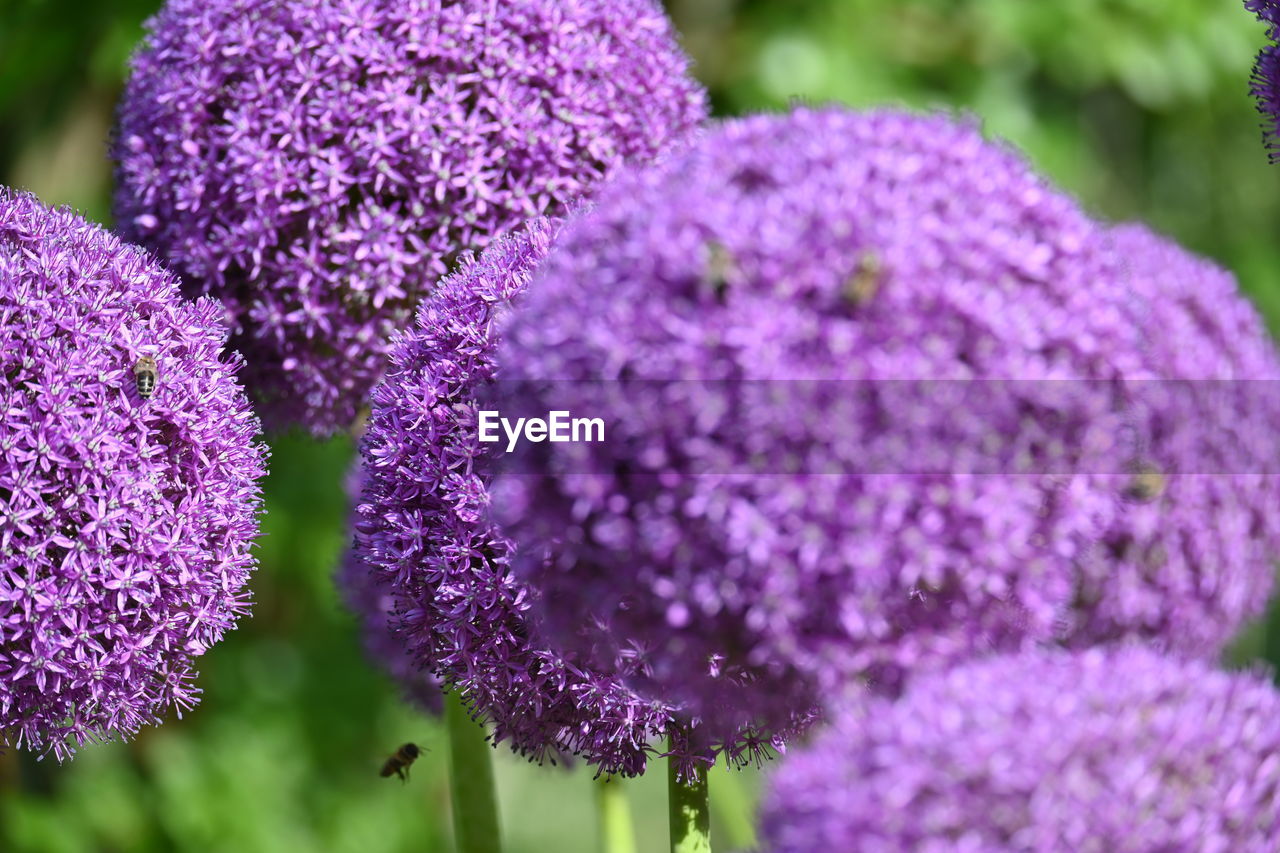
[352, 217, 813, 776]
[350, 107, 1280, 778]
[336, 466, 439, 713]
[1248, 0, 1280, 25]
[1066, 223, 1280, 655]
[491, 107, 1280, 733]
[1249, 1, 1280, 158]
[0, 190, 266, 759]
[760, 646, 1280, 852]
[114, 0, 707, 435]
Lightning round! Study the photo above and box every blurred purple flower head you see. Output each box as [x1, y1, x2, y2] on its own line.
[760, 646, 1280, 852]
[1248, 1, 1280, 158]
[1065, 223, 1280, 656]
[0, 190, 266, 759]
[352, 218, 809, 777]
[490, 107, 1280, 728]
[337, 465, 439, 713]
[113, 0, 707, 436]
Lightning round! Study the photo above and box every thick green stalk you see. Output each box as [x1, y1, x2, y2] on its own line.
[668, 750, 711, 853]
[709, 766, 757, 850]
[596, 776, 638, 853]
[445, 691, 502, 853]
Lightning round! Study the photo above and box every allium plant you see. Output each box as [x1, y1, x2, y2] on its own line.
[353, 218, 733, 777]
[490, 107, 1280, 733]
[760, 646, 1280, 852]
[1249, 0, 1280, 158]
[0, 190, 266, 759]
[113, 0, 707, 436]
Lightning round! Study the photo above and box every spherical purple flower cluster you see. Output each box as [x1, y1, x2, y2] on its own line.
[352, 218, 808, 776]
[1248, 0, 1280, 159]
[1067, 223, 1280, 655]
[113, 0, 707, 436]
[490, 107, 1280, 728]
[337, 466, 439, 713]
[0, 190, 266, 759]
[760, 646, 1280, 852]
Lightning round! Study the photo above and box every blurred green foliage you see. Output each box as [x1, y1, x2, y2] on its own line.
[2, 0, 1280, 850]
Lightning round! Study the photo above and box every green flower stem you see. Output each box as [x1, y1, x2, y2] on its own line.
[445, 691, 502, 853]
[709, 766, 757, 850]
[668, 748, 711, 853]
[596, 775, 638, 853]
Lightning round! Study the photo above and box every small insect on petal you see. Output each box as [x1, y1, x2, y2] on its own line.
[842, 252, 882, 307]
[134, 355, 158, 399]
[1123, 461, 1165, 504]
[704, 241, 735, 304]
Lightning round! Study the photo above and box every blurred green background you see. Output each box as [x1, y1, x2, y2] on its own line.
[3, 0, 1280, 850]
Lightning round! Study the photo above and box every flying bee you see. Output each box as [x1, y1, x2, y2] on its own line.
[842, 252, 882, 307]
[133, 355, 158, 399]
[1123, 462, 1165, 504]
[380, 742, 424, 782]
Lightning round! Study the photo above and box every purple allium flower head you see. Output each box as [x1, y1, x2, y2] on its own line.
[113, 0, 707, 436]
[0, 190, 267, 759]
[352, 218, 799, 777]
[337, 465, 440, 713]
[760, 646, 1280, 852]
[1248, 1, 1280, 158]
[489, 107, 1280, 729]
[1065, 223, 1280, 656]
